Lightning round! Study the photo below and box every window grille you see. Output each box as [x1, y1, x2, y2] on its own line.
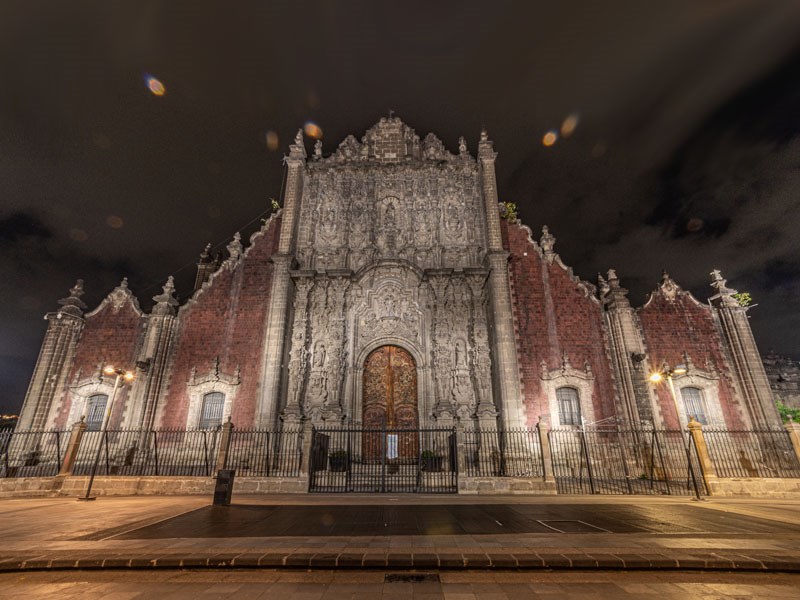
[199, 392, 224, 429]
[86, 394, 108, 431]
[556, 387, 581, 426]
[681, 386, 708, 425]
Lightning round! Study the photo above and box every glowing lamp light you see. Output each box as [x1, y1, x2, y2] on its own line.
[124, 371, 135, 381]
[672, 365, 688, 376]
[648, 372, 663, 383]
[542, 130, 558, 147]
[103, 365, 116, 375]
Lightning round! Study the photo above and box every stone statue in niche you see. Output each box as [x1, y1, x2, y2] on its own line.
[454, 339, 468, 369]
[313, 342, 326, 368]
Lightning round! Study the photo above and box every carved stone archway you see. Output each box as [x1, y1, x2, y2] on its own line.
[362, 345, 419, 460]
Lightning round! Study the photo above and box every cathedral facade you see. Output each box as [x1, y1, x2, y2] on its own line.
[17, 118, 781, 438]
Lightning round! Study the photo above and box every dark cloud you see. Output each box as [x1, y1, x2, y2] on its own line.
[1, 2, 800, 413]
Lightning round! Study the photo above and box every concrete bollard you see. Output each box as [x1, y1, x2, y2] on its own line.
[785, 416, 800, 466]
[687, 417, 717, 492]
[213, 418, 234, 474]
[58, 418, 87, 476]
[536, 416, 555, 483]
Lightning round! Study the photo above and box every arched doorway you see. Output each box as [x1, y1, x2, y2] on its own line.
[362, 345, 418, 460]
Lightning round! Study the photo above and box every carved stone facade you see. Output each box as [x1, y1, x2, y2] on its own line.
[16, 117, 782, 439]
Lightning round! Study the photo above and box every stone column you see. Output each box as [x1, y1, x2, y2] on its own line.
[299, 419, 314, 476]
[17, 281, 86, 431]
[687, 418, 717, 493]
[129, 277, 178, 431]
[214, 418, 234, 473]
[709, 270, 780, 428]
[599, 270, 655, 427]
[257, 130, 307, 427]
[536, 416, 555, 483]
[478, 131, 525, 428]
[57, 418, 87, 476]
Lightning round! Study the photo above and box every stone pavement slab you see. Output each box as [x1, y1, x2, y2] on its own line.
[0, 494, 799, 573]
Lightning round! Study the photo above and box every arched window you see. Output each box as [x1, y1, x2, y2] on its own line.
[681, 387, 708, 425]
[86, 394, 108, 431]
[199, 392, 225, 429]
[556, 387, 581, 426]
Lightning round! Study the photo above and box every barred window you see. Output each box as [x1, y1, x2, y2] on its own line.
[681, 387, 708, 425]
[556, 387, 581, 426]
[199, 392, 224, 429]
[86, 394, 108, 431]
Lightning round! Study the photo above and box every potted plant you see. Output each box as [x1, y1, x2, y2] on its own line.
[420, 449, 443, 472]
[328, 449, 349, 472]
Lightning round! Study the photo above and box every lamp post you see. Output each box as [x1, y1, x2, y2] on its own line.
[649, 363, 702, 500]
[78, 365, 134, 501]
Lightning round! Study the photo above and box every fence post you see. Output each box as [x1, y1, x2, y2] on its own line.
[214, 418, 234, 473]
[785, 416, 800, 465]
[58, 418, 87, 476]
[687, 418, 716, 491]
[300, 419, 314, 476]
[536, 416, 555, 483]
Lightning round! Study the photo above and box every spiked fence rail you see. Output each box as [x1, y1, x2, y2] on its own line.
[0, 429, 67, 478]
[224, 427, 303, 477]
[703, 428, 800, 478]
[460, 428, 543, 478]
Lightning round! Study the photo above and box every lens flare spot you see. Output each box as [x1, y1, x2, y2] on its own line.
[144, 74, 166, 96]
[266, 130, 279, 151]
[304, 121, 323, 139]
[542, 130, 558, 147]
[560, 113, 579, 137]
[686, 217, 704, 232]
[106, 215, 124, 229]
[69, 228, 88, 242]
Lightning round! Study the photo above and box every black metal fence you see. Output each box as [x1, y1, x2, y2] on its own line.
[548, 427, 705, 496]
[0, 429, 68, 478]
[460, 428, 543, 477]
[309, 427, 458, 493]
[224, 427, 303, 477]
[703, 428, 800, 478]
[72, 429, 220, 476]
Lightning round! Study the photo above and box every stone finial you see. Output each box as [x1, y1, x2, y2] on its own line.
[313, 139, 322, 160]
[540, 225, 556, 260]
[226, 232, 242, 262]
[152, 275, 179, 316]
[709, 268, 740, 308]
[198, 243, 212, 263]
[603, 268, 631, 309]
[288, 128, 306, 161]
[658, 270, 681, 302]
[458, 136, 468, 156]
[57, 279, 87, 316]
[478, 129, 496, 160]
[480, 129, 488, 142]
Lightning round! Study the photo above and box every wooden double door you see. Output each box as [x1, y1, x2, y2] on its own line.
[362, 345, 418, 460]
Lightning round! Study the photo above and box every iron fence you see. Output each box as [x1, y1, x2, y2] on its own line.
[0, 429, 68, 478]
[460, 428, 543, 477]
[72, 429, 220, 476]
[548, 427, 705, 496]
[703, 428, 800, 478]
[224, 427, 303, 477]
[309, 427, 457, 493]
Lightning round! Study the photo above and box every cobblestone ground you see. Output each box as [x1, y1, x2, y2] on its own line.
[1, 569, 799, 599]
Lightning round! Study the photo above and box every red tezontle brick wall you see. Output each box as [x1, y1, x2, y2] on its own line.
[56, 300, 144, 428]
[502, 221, 617, 426]
[158, 217, 282, 428]
[638, 292, 745, 429]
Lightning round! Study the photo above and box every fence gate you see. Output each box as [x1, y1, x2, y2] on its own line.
[548, 427, 706, 496]
[309, 427, 457, 493]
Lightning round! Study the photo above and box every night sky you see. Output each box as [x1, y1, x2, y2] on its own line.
[2, 2, 800, 414]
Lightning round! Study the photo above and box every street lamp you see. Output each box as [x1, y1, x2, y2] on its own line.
[77, 365, 134, 501]
[648, 362, 702, 500]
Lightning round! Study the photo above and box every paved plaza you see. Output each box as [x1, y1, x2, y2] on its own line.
[1, 493, 799, 597]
